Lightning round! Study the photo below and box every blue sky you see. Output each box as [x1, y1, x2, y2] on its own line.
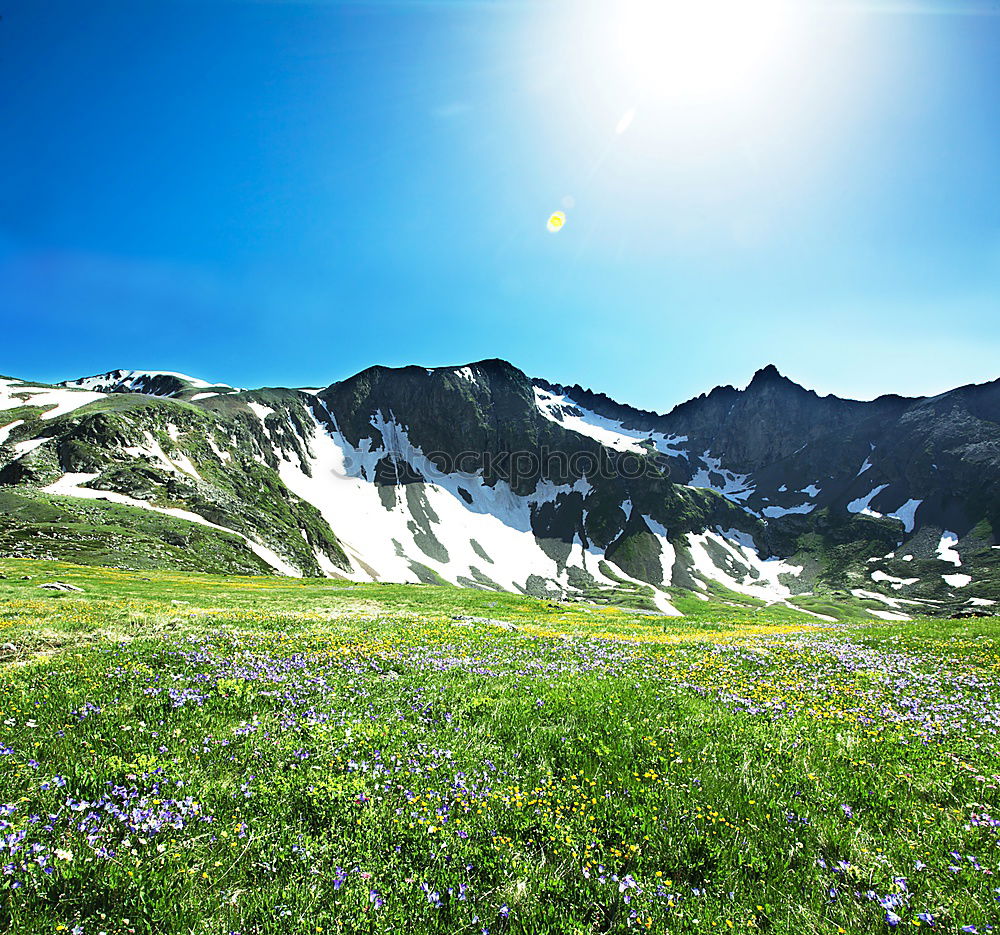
[1, 0, 998, 411]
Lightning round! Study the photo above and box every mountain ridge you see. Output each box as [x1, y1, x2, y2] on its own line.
[1, 359, 997, 619]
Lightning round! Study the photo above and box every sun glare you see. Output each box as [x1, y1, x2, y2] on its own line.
[614, 0, 790, 99]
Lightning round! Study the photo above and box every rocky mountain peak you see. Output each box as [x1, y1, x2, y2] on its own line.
[745, 364, 806, 395]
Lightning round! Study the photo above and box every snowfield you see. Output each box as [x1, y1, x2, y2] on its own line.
[533, 386, 688, 458]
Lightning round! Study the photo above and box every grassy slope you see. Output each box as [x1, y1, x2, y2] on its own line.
[0, 490, 273, 577]
[0, 559, 998, 934]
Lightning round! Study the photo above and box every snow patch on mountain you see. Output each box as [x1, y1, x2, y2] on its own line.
[688, 453, 755, 503]
[687, 531, 802, 602]
[868, 608, 911, 621]
[714, 527, 757, 551]
[533, 387, 687, 457]
[248, 403, 276, 425]
[276, 405, 602, 592]
[888, 498, 922, 533]
[848, 484, 889, 518]
[942, 573, 971, 588]
[123, 432, 200, 480]
[762, 502, 815, 518]
[871, 570, 918, 590]
[207, 438, 232, 463]
[0, 379, 104, 421]
[0, 420, 23, 445]
[936, 531, 961, 566]
[13, 438, 48, 457]
[641, 515, 676, 588]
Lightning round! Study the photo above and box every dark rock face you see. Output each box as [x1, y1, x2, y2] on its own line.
[540, 365, 914, 474]
[662, 368, 907, 470]
[538, 365, 1000, 601]
[319, 360, 597, 494]
[325, 363, 567, 494]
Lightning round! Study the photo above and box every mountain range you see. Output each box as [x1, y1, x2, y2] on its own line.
[1, 360, 997, 620]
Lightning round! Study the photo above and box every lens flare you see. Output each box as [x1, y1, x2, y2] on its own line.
[547, 210, 567, 232]
[615, 108, 636, 135]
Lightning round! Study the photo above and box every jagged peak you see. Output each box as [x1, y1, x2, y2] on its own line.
[532, 377, 668, 425]
[746, 363, 797, 390]
[463, 357, 519, 372]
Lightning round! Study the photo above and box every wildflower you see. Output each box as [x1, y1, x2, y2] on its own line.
[420, 883, 442, 907]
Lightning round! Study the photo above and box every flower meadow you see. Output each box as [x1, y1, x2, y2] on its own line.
[0, 560, 998, 934]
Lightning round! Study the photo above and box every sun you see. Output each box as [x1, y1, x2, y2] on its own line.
[613, 0, 790, 99]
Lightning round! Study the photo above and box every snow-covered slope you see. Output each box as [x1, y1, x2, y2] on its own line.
[1, 377, 105, 421]
[534, 385, 688, 457]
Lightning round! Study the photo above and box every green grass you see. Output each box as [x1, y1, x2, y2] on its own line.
[0, 491, 273, 576]
[0, 404, 50, 429]
[1, 559, 998, 934]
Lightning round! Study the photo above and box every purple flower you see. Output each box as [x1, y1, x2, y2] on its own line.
[886, 911, 901, 928]
[420, 883, 442, 907]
